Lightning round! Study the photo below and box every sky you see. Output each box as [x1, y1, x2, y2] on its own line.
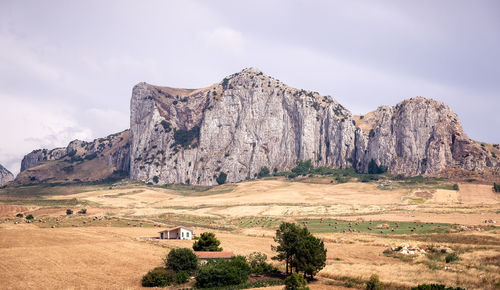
[1, 0, 499, 175]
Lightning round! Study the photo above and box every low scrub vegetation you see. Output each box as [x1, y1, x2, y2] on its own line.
[284, 273, 309, 290]
[493, 182, 500, 193]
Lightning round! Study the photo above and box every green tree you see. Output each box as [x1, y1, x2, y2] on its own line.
[291, 160, 314, 176]
[272, 222, 301, 274]
[25, 214, 34, 220]
[66, 209, 73, 215]
[493, 182, 500, 193]
[284, 273, 309, 290]
[192, 232, 223, 251]
[294, 230, 327, 279]
[258, 166, 270, 178]
[216, 172, 227, 185]
[164, 248, 198, 274]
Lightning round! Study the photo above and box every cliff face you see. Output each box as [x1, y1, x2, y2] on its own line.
[130, 68, 357, 185]
[353, 97, 498, 175]
[130, 69, 498, 185]
[14, 130, 130, 184]
[0, 164, 14, 186]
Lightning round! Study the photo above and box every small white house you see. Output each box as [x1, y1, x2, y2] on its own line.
[159, 226, 194, 240]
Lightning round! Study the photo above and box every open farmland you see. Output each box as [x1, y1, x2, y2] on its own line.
[0, 176, 499, 289]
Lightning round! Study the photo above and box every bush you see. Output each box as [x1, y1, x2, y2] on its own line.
[366, 274, 384, 290]
[216, 172, 227, 185]
[412, 284, 465, 290]
[291, 160, 314, 176]
[173, 126, 200, 148]
[193, 232, 222, 251]
[247, 252, 277, 274]
[26, 214, 34, 220]
[258, 166, 270, 178]
[445, 253, 460, 263]
[78, 208, 87, 214]
[284, 273, 309, 290]
[452, 184, 459, 191]
[152, 176, 159, 184]
[494, 182, 500, 193]
[174, 270, 190, 284]
[141, 267, 173, 287]
[165, 248, 198, 274]
[66, 209, 73, 215]
[16, 213, 23, 218]
[195, 256, 251, 288]
[367, 159, 387, 174]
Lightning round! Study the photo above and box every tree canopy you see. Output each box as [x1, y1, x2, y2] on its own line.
[192, 232, 223, 251]
[272, 222, 326, 278]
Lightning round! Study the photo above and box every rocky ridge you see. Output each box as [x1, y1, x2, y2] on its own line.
[15, 130, 130, 184]
[0, 163, 14, 186]
[14, 68, 499, 185]
[130, 68, 498, 185]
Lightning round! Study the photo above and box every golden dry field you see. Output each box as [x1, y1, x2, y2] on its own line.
[1, 177, 499, 289]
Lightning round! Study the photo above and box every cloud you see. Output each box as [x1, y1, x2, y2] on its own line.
[201, 27, 245, 53]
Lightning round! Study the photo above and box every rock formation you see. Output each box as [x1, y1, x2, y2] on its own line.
[130, 68, 498, 185]
[0, 163, 14, 186]
[14, 68, 499, 186]
[14, 130, 130, 184]
[130, 68, 357, 185]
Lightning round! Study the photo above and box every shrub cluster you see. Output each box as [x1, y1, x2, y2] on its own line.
[258, 166, 270, 178]
[142, 248, 198, 287]
[284, 273, 309, 290]
[411, 284, 464, 290]
[173, 125, 200, 148]
[196, 256, 251, 288]
[216, 172, 227, 185]
[366, 274, 384, 290]
[247, 252, 278, 275]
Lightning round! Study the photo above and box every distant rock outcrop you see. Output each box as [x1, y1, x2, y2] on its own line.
[14, 130, 130, 184]
[0, 163, 14, 186]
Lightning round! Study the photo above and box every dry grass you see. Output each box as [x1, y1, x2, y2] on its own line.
[0, 178, 499, 289]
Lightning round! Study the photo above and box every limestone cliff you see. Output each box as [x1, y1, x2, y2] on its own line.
[0, 163, 14, 186]
[353, 97, 498, 175]
[130, 68, 357, 185]
[14, 130, 130, 184]
[130, 69, 498, 185]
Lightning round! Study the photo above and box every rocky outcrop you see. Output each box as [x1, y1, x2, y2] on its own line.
[130, 69, 498, 185]
[20, 148, 66, 172]
[14, 130, 130, 184]
[353, 97, 498, 175]
[130, 68, 357, 185]
[0, 164, 14, 186]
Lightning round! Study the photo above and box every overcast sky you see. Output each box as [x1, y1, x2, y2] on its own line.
[1, 0, 499, 174]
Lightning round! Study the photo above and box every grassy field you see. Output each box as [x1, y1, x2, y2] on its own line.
[299, 218, 453, 235]
[0, 177, 499, 289]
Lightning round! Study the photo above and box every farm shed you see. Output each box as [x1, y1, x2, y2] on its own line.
[159, 226, 194, 240]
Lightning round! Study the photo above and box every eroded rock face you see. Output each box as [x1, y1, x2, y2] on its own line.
[20, 148, 66, 172]
[354, 97, 498, 175]
[0, 164, 14, 186]
[130, 69, 498, 185]
[130, 68, 357, 185]
[14, 130, 130, 184]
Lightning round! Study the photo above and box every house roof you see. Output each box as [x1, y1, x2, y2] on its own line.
[158, 226, 194, 233]
[194, 251, 235, 259]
